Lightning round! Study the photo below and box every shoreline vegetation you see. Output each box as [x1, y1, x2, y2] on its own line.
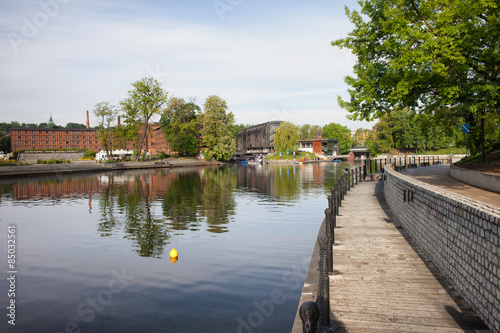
[0, 158, 224, 180]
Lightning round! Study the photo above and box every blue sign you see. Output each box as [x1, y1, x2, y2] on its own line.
[462, 124, 471, 134]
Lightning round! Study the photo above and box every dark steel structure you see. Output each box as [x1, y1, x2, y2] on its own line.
[236, 121, 282, 157]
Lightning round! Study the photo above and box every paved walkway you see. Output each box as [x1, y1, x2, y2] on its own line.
[327, 181, 490, 332]
[400, 165, 499, 208]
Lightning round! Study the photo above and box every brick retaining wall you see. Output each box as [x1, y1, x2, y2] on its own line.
[384, 164, 500, 332]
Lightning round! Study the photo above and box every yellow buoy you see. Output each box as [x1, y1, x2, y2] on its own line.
[170, 248, 178, 258]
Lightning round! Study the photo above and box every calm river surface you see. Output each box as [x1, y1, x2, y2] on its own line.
[0, 162, 350, 333]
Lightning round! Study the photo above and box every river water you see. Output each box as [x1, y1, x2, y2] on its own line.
[0, 162, 350, 333]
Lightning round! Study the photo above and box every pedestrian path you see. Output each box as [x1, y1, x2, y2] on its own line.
[400, 165, 499, 208]
[329, 181, 490, 332]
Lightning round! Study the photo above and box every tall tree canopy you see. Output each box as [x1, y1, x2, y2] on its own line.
[199, 95, 236, 161]
[323, 123, 352, 154]
[121, 77, 168, 161]
[274, 121, 300, 154]
[94, 101, 117, 157]
[300, 124, 323, 140]
[160, 97, 200, 156]
[333, 0, 499, 158]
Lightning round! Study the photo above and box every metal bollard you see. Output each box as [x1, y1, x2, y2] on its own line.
[324, 209, 333, 274]
[341, 174, 346, 198]
[335, 182, 341, 209]
[299, 301, 319, 333]
[347, 170, 351, 191]
[327, 195, 333, 211]
[331, 187, 339, 216]
[318, 233, 339, 332]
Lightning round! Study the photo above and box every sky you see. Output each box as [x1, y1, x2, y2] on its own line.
[0, 0, 375, 130]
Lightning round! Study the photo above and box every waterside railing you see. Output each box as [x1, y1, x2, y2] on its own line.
[298, 167, 362, 333]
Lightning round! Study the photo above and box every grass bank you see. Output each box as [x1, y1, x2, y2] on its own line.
[264, 152, 317, 161]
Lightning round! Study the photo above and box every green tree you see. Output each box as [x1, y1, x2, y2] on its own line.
[323, 123, 352, 154]
[0, 122, 20, 133]
[121, 77, 168, 161]
[0, 133, 10, 153]
[274, 121, 300, 154]
[94, 102, 117, 157]
[65, 122, 87, 129]
[160, 97, 200, 156]
[232, 124, 251, 139]
[375, 120, 394, 153]
[375, 110, 461, 152]
[300, 124, 323, 140]
[199, 95, 236, 161]
[333, 0, 500, 160]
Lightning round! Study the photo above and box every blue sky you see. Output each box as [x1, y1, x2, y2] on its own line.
[0, 0, 374, 130]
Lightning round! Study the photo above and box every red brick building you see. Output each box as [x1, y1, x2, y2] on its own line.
[10, 122, 171, 156]
[10, 127, 100, 152]
[145, 123, 171, 155]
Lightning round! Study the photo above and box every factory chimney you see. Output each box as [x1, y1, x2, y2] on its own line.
[86, 110, 90, 129]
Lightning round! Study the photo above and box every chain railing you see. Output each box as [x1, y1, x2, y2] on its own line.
[299, 166, 363, 333]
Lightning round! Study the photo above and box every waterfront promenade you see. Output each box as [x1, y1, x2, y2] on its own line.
[0, 158, 222, 179]
[293, 166, 496, 332]
[401, 164, 499, 207]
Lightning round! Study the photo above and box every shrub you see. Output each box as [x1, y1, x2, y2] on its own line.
[37, 159, 65, 164]
[83, 150, 96, 159]
[0, 161, 29, 167]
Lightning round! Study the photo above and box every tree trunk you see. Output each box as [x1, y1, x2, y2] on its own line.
[135, 119, 150, 162]
[481, 111, 485, 162]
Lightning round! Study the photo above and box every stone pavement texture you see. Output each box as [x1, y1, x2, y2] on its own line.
[329, 181, 490, 332]
[400, 164, 499, 208]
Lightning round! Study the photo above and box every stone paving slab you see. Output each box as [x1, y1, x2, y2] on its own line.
[327, 181, 490, 333]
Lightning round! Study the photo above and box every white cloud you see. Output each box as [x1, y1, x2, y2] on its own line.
[0, 0, 373, 129]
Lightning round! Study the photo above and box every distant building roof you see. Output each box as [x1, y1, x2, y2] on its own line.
[349, 147, 370, 152]
[299, 137, 338, 143]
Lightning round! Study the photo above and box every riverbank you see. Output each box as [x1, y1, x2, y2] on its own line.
[0, 158, 224, 179]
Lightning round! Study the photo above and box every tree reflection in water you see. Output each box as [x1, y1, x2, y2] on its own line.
[199, 167, 237, 233]
[98, 167, 237, 257]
